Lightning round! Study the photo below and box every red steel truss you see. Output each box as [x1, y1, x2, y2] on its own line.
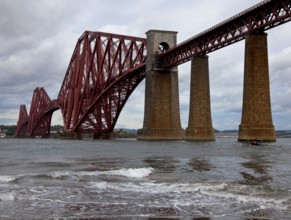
[15, 0, 291, 137]
[15, 105, 29, 137]
[27, 87, 59, 137]
[58, 31, 146, 134]
[159, 0, 291, 68]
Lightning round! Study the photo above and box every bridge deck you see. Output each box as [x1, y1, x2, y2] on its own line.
[159, 0, 291, 68]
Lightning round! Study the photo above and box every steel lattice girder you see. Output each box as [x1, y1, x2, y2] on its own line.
[76, 65, 146, 133]
[58, 31, 147, 133]
[27, 87, 59, 136]
[159, 0, 291, 68]
[16, 0, 291, 137]
[15, 105, 29, 137]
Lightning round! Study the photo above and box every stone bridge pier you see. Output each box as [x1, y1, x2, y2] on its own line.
[238, 32, 276, 142]
[185, 55, 215, 141]
[137, 30, 276, 142]
[137, 30, 185, 140]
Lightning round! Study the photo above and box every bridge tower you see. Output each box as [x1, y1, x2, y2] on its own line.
[238, 32, 276, 142]
[137, 30, 184, 140]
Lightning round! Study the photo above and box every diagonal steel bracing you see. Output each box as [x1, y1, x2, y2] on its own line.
[15, 0, 291, 137]
[57, 31, 147, 134]
[159, 0, 291, 68]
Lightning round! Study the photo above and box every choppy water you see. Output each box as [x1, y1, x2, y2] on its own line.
[0, 138, 291, 219]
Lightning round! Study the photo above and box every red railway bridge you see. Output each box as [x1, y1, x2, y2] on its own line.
[16, 0, 291, 141]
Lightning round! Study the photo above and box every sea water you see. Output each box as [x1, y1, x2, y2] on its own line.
[0, 138, 290, 219]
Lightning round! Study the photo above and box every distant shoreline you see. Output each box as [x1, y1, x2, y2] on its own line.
[1, 125, 291, 139]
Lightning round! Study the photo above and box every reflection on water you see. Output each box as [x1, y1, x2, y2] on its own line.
[144, 156, 214, 174]
[143, 156, 178, 173]
[76, 158, 127, 171]
[148, 217, 210, 220]
[240, 153, 272, 185]
[188, 158, 214, 172]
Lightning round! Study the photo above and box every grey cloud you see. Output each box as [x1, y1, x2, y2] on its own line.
[0, 0, 290, 131]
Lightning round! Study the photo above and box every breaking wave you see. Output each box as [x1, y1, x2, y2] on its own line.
[0, 192, 15, 201]
[0, 176, 17, 183]
[89, 181, 227, 194]
[49, 167, 154, 179]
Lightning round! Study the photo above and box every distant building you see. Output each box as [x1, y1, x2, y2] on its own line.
[0, 129, 6, 138]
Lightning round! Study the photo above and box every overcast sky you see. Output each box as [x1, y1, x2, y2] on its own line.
[1, 0, 291, 131]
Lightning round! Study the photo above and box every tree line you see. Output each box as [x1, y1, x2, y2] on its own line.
[0, 125, 64, 137]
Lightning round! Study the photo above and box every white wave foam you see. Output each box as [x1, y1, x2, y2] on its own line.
[102, 167, 154, 178]
[0, 175, 17, 183]
[89, 181, 227, 194]
[0, 192, 15, 201]
[88, 181, 289, 211]
[49, 171, 74, 178]
[198, 184, 289, 211]
[49, 167, 153, 179]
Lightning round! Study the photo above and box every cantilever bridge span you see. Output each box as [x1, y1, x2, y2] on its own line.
[16, 0, 291, 141]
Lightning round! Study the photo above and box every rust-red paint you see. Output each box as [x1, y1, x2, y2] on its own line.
[15, 0, 291, 137]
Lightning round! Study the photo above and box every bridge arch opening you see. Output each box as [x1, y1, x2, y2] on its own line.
[50, 109, 64, 133]
[115, 80, 145, 130]
[158, 42, 170, 54]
